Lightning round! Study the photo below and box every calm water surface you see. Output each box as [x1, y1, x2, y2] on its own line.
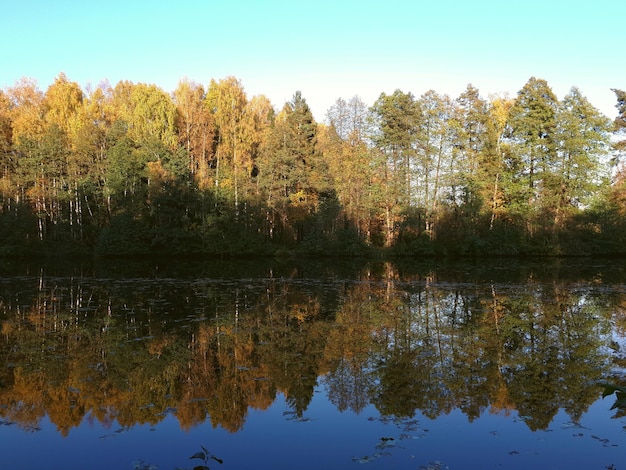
[1, 258, 625, 469]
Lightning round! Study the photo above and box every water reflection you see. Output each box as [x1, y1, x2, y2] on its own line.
[0, 259, 624, 437]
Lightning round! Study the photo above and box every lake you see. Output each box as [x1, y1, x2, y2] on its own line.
[0, 257, 625, 469]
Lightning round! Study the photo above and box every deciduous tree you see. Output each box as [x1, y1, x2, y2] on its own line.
[173, 79, 215, 188]
[44, 73, 83, 142]
[206, 76, 247, 206]
[111, 81, 178, 149]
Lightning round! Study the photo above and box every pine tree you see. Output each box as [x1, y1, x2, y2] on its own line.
[553, 87, 611, 226]
[507, 77, 559, 232]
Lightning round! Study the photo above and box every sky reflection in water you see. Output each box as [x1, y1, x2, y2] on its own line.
[1, 389, 623, 469]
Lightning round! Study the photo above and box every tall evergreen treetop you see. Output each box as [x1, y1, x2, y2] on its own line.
[508, 77, 559, 196]
[612, 88, 626, 152]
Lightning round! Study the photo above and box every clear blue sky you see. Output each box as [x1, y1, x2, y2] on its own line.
[1, 0, 624, 121]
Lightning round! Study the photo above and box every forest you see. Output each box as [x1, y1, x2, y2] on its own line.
[1, 73, 625, 257]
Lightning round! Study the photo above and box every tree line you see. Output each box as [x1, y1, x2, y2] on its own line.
[1, 73, 625, 256]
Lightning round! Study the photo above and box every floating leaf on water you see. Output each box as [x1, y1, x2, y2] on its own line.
[286, 415, 313, 422]
[210, 455, 224, 464]
[561, 421, 589, 430]
[375, 442, 395, 449]
[591, 435, 610, 444]
[132, 460, 158, 470]
[375, 436, 399, 449]
[419, 461, 450, 470]
[393, 417, 420, 431]
[189, 451, 206, 460]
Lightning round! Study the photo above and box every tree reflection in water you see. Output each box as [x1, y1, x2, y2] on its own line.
[0, 259, 623, 437]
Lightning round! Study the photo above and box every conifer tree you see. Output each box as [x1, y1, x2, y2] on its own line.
[507, 77, 559, 231]
[553, 87, 611, 226]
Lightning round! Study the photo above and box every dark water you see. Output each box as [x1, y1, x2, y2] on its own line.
[1, 257, 625, 469]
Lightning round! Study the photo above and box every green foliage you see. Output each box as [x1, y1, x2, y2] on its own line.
[117, 82, 178, 148]
[370, 89, 420, 245]
[612, 89, 626, 169]
[507, 78, 558, 213]
[187, 445, 223, 470]
[600, 382, 626, 418]
[612, 88, 626, 134]
[104, 132, 147, 210]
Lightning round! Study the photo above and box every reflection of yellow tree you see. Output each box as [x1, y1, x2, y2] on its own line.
[258, 286, 329, 417]
[322, 282, 377, 413]
[479, 286, 516, 416]
[192, 323, 260, 432]
[0, 368, 48, 430]
[45, 386, 86, 437]
[177, 312, 277, 432]
[490, 383, 515, 416]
